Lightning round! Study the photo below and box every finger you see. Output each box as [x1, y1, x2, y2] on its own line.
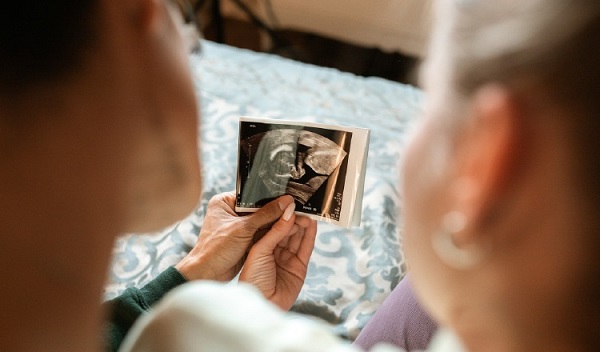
[277, 224, 299, 248]
[277, 235, 290, 249]
[207, 191, 238, 216]
[253, 203, 296, 253]
[287, 228, 304, 253]
[290, 224, 300, 236]
[294, 215, 313, 229]
[244, 195, 294, 231]
[216, 191, 237, 208]
[296, 220, 317, 265]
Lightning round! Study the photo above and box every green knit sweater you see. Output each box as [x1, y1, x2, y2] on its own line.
[104, 266, 187, 352]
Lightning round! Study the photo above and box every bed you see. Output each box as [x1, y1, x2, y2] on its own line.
[104, 40, 423, 341]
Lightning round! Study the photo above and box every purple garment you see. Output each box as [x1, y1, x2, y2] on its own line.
[353, 275, 438, 351]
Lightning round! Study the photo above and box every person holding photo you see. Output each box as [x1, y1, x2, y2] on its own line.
[119, 0, 600, 351]
[105, 192, 317, 351]
[0, 1, 316, 351]
[3, 0, 600, 351]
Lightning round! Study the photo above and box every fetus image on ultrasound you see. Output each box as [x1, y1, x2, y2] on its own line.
[239, 128, 348, 208]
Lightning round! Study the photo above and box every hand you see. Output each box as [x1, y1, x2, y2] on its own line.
[176, 192, 296, 282]
[239, 207, 317, 311]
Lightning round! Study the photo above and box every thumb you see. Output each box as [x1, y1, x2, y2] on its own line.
[252, 202, 296, 253]
[216, 191, 237, 208]
[244, 195, 295, 230]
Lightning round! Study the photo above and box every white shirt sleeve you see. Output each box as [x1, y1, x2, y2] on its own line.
[118, 281, 407, 352]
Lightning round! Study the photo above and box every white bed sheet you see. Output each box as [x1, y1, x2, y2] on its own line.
[104, 40, 423, 340]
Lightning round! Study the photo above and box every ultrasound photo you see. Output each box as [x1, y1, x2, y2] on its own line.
[236, 120, 352, 221]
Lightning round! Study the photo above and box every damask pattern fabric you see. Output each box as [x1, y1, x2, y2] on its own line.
[104, 40, 423, 340]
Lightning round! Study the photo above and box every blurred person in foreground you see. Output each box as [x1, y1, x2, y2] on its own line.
[0, 1, 316, 351]
[3, 0, 600, 351]
[356, 0, 600, 350]
[118, 0, 600, 351]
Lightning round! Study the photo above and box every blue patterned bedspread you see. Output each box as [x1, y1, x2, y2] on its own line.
[104, 40, 423, 340]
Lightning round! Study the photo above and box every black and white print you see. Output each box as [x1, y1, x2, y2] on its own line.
[237, 119, 351, 221]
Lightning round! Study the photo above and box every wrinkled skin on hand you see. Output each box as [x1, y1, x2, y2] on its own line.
[176, 192, 317, 309]
[240, 211, 317, 310]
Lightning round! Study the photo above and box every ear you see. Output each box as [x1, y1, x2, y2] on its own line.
[450, 85, 525, 245]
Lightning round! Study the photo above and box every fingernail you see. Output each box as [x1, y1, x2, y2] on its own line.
[278, 196, 292, 211]
[282, 203, 295, 221]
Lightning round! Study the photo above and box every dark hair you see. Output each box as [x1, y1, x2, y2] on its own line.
[0, 2, 97, 92]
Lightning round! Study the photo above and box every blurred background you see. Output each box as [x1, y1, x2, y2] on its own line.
[193, 0, 433, 85]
